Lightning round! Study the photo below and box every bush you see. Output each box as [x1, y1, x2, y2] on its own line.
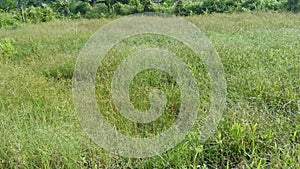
[174, 0, 183, 15]
[173, 0, 290, 14]
[71, 1, 91, 15]
[148, 3, 174, 13]
[198, 0, 236, 13]
[85, 3, 109, 18]
[183, 1, 204, 15]
[0, 38, 16, 62]
[25, 6, 57, 23]
[0, 0, 298, 21]
[0, 11, 20, 28]
[139, 0, 151, 11]
[112, 2, 136, 15]
[263, 0, 287, 11]
[286, 0, 300, 12]
[130, 0, 144, 12]
[51, 0, 71, 17]
[0, 0, 16, 11]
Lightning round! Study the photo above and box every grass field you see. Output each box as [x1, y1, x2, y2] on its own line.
[0, 12, 299, 168]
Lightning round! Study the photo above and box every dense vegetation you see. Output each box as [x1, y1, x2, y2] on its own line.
[0, 0, 300, 28]
[0, 12, 299, 168]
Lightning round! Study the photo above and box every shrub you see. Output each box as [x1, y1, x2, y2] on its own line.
[51, 0, 71, 17]
[263, 0, 287, 11]
[174, 0, 189, 15]
[41, 6, 58, 22]
[0, 38, 17, 62]
[130, 0, 144, 12]
[25, 6, 57, 23]
[286, 0, 300, 12]
[112, 2, 136, 15]
[183, 1, 204, 15]
[198, 0, 235, 13]
[0, 0, 298, 21]
[85, 3, 109, 18]
[72, 1, 91, 15]
[148, 3, 174, 13]
[0, 0, 16, 11]
[0, 11, 20, 28]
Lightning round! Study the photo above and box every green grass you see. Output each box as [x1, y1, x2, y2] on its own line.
[0, 13, 299, 168]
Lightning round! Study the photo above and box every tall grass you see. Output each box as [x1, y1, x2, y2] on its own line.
[0, 12, 299, 168]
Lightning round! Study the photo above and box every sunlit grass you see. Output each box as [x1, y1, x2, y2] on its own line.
[0, 12, 299, 168]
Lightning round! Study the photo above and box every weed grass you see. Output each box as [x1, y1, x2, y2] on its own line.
[0, 13, 299, 168]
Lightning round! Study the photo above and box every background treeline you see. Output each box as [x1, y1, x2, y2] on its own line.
[1, 0, 300, 27]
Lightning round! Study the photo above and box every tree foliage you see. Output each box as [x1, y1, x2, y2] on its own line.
[0, 0, 299, 28]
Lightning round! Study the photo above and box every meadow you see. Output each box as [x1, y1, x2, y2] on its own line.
[0, 12, 299, 168]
